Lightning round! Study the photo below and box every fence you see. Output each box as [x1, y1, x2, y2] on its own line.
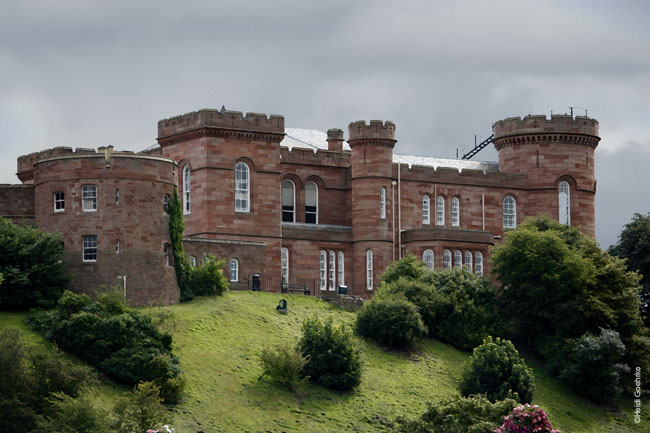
[229, 273, 317, 296]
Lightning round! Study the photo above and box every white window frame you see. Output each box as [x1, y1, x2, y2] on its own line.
[503, 195, 516, 229]
[451, 197, 460, 227]
[115, 239, 120, 254]
[282, 180, 296, 223]
[337, 251, 345, 287]
[305, 181, 318, 224]
[559, 181, 570, 225]
[183, 165, 191, 215]
[163, 194, 170, 213]
[230, 258, 239, 282]
[281, 248, 289, 284]
[235, 162, 250, 212]
[164, 243, 170, 266]
[366, 249, 373, 290]
[380, 187, 386, 219]
[82, 185, 97, 212]
[454, 250, 462, 268]
[475, 252, 484, 275]
[319, 250, 327, 290]
[422, 195, 430, 224]
[189, 256, 197, 267]
[464, 251, 472, 272]
[436, 196, 445, 226]
[53, 191, 65, 213]
[443, 249, 452, 268]
[115, 188, 120, 204]
[82, 235, 97, 262]
[328, 250, 335, 291]
[423, 249, 434, 270]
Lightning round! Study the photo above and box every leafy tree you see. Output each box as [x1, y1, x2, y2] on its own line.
[0, 217, 69, 309]
[38, 392, 111, 433]
[167, 189, 193, 301]
[380, 253, 426, 285]
[356, 296, 426, 348]
[188, 254, 228, 296]
[112, 382, 169, 433]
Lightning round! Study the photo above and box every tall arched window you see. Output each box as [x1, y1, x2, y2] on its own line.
[328, 250, 335, 290]
[464, 251, 472, 272]
[443, 249, 452, 268]
[380, 187, 386, 219]
[366, 249, 374, 290]
[451, 197, 460, 227]
[183, 165, 191, 214]
[422, 195, 430, 224]
[281, 248, 289, 284]
[436, 196, 445, 225]
[423, 249, 434, 270]
[475, 252, 483, 275]
[305, 182, 318, 224]
[558, 181, 570, 225]
[235, 162, 250, 212]
[319, 250, 326, 290]
[230, 259, 239, 282]
[454, 250, 462, 268]
[189, 256, 197, 267]
[503, 195, 516, 229]
[337, 251, 345, 287]
[282, 180, 295, 222]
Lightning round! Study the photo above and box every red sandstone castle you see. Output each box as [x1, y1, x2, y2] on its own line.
[0, 108, 600, 305]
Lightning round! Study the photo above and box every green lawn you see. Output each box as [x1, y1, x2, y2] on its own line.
[1, 291, 647, 432]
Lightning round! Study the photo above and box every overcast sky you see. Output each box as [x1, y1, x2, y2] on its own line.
[1, 0, 649, 249]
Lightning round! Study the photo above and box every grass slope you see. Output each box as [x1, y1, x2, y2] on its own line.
[1, 292, 646, 432]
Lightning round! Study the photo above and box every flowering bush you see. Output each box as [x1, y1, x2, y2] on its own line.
[494, 404, 560, 433]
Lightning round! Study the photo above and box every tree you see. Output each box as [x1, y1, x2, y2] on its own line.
[610, 212, 650, 325]
[167, 189, 193, 301]
[112, 382, 169, 433]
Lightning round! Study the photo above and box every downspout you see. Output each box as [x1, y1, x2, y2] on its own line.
[481, 193, 485, 231]
[398, 163, 401, 259]
[392, 180, 397, 261]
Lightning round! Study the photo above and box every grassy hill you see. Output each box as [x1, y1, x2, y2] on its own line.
[1, 291, 645, 432]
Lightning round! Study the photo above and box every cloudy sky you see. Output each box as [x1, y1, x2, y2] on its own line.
[1, 0, 649, 249]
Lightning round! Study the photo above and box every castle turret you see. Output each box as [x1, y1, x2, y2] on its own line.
[493, 115, 600, 234]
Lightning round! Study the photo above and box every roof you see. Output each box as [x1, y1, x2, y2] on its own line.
[281, 128, 351, 151]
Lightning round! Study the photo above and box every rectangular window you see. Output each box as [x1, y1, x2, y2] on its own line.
[82, 235, 97, 262]
[319, 250, 326, 290]
[82, 185, 97, 212]
[328, 250, 335, 291]
[337, 251, 344, 287]
[380, 187, 386, 219]
[164, 244, 170, 266]
[115, 239, 120, 253]
[53, 191, 65, 212]
[281, 248, 289, 284]
[115, 189, 120, 204]
[366, 250, 373, 290]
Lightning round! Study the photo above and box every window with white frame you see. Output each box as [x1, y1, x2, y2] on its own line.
[235, 162, 250, 212]
[189, 256, 197, 267]
[164, 243, 170, 266]
[464, 251, 472, 271]
[422, 195, 430, 224]
[454, 250, 462, 268]
[503, 195, 516, 229]
[436, 196, 445, 225]
[475, 252, 483, 275]
[451, 197, 460, 227]
[319, 250, 327, 290]
[115, 189, 120, 204]
[305, 181, 318, 224]
[82, 185, 97, 212]
[281, 248, 289, 284]
[115, 239, 120, 254]
[163, 194, 170, 213]
[443, 249, 452, 268]
[366, 249, 373, 290]
[423, 249, 434, 270]
[183, 165, 191, 214]
[337, 251, 344, 287]
[380, 187, 386, 219]
[230, 259, 239, 282]
[282, 180, 295, 223]
[328, 250, 335, 290]
[558, 181, 570, 225]
[53, 191, 65, 212]
[82, 235, 97, 262]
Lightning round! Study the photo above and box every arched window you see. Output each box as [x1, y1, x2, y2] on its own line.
[422, 195, 430, 224]
[305, 182, 318, 224]
[163, 194, 170, 213]
[464, 251, 472, 271]
[319, 250, 327, 290]
[282, 180, 295, 222]
[380, 187, 386, 219]
[328, 250, 335, 290]
[559, 181, 570, 225]
[337, 251, 345, 287]
[451, 197, 460, 227]
[366, 249, 374, 290]
[475, 252, 483, 275]
[503, 195, 516, 229]
[230, 259, 239, 282]
[423, 249, 434, 269]
[183, 165, 191, 214]
[281, 248, 289, 284]
[443, 249, 452, 268]
[163, 243, 170, 266]
[235, 162, 250, 212]
[454, 250, 462, 268]
[189, 256, 197, 267]
[436, 196, 445, 225]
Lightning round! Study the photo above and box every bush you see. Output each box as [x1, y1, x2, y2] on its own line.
[355, 296, 426, 348]
[494, 404, 561, 433]
[259, 344, 309, 390]
[396, 394, 517, 433]
[380, 253, 426, 285]
[188, 254, 229, 296]
[459, 336, 534, 403]
[38, 392, 111, 433]
[112, 382, 169, 433]
[297, 315, 362, 391]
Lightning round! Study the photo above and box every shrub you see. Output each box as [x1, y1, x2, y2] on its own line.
[355, 296, 426, 348]
[459, 336, 534, 403]
[38, 392, 111, 433]
[396, 394, 517, 433]
[259, 344, 310, 390]
[297, 315, 362, 391]
[494, 404, 561, 433]
[112, 382, 169, 433]
[188, 254, 229, 296]
[380, 253, 426, 285]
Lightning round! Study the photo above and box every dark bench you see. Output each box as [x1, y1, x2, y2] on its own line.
[282, 282, 310, 295]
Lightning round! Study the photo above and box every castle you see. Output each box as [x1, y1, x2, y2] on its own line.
[0, 108, 600, 305]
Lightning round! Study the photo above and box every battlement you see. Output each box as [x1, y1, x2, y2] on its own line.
[493, 114, 599, 139]
[348, 120, 396, 143]
[157, 108, 285, 138]
[280, 146, 351, 167]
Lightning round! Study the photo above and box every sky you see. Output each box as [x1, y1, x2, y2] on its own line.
[1, 0, 649, 249]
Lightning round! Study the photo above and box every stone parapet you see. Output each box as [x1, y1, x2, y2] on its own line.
[493, 115, 600, 149]
[348, 120, 396, 146]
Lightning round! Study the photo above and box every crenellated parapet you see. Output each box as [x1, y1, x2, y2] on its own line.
[396, 163, 528, 188]
[348, 120, 396, 147]
[493, 115, 600, 150]
[280, 147, 351, 167]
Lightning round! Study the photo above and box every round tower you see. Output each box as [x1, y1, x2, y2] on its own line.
[348, 120, 396, 297]
[493, 115, 600, 234]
